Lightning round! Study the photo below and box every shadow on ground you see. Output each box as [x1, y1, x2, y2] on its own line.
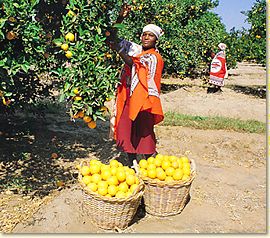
[0, 107, 125, 198]
[226, 85, 266, 99]
[161, 83, 194, 94]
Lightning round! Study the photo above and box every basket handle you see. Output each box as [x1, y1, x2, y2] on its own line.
[132, 160, 140, 174]
[190, 158, 196, 173]
[79, 160, 89, 169]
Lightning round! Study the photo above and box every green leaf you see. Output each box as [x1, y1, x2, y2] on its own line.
[113, 23, 126, 29]
[21, 64, 30, 73]
[64, 82, 71, 92]
[59, 93, 65, 102]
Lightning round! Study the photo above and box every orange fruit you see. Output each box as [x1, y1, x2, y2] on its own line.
[101, 169, 112, 180]
[87, 182, 97, 192]
[171, 160, 179, 169]
[65, 50, 73, 59]
[183, 166, 191, 176]
[90, 164, 101, 174]
[165, 176, 174, 182]
[74, 95, 81, 101]
[73, 88, 79, 94]
[129, 184, 138, 193]
[180, 156, 189, 163]
[88, 121, 96, 129]
[147, 157, 155, 164]
[107, 185, 118, 196]
[182, 174, 190, 181]
[127, 168, 135, 175]
[154, 157, 162, 167]
[61, 43, 69, 51]
[139, 159, 148, 169]
[98, 186, 107, 196]
[83, 116, 92, 123]
[115, 191, 126, 198]
[110, 159, 119, 168]
[147, 169, 156, 179]
[155, 154, 164, 160]
[82, 175, 92, 185]
[139, 168, 148, 177]
[51, 153, 58, 159]
[161, 160, 171, 171]
[116, 170, 126, 182]
[147, 164, 156, 170]
[110, 167, 117, 176]
[107, 175, 119, 186]
[118, 182, 128, 193]
[97, 180, 108, 188]
[173, 169, 183, 180]
[126, 174, 136, 186]
[77, 111, 84, 118]
[165, 167, 175, 177]
[81, 166, 91, 176]
[156, 169, 166, 181]
[91, 174, 102, 184]
[65, 32, 75, 42]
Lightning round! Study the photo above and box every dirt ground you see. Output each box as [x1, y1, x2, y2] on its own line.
[0, 62, 266, 234]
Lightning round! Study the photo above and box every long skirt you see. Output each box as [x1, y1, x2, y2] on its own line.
[116, 95, 156, 155]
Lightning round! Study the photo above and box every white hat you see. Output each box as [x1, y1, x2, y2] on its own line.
[142, 24, 164, 39]
[218, 43, 227, 51]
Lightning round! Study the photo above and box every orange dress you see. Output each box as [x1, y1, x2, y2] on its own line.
[113, 47, 164, 154]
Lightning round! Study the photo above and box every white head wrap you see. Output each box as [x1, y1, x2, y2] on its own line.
[218, 43, 227, 51]
[142, 24, 164, 39]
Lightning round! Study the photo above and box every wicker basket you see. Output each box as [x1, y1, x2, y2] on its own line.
[138, 159, 196, 217]
[78, 163, 145, 231]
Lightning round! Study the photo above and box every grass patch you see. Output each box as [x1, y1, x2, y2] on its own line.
[161, 112, 266, 134]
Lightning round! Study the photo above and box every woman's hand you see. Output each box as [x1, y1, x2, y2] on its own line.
[119, 3, 131, 18]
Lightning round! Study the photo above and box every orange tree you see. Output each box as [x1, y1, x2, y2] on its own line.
[118, 0, 236, 78]
[1, 0, 239, 123]
[227, 0, 266, 66]
[0, 0, 49, 113]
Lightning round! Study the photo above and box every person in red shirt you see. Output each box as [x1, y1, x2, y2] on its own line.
[106, 5, 164, 166]
[207, 43, 228, 94]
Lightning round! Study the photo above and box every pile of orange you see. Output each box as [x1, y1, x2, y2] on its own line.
[78, 159, 140, 198]
[138, 154, 192, 182]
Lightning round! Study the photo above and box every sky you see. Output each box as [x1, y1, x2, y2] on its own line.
[212, 0, 256, 32]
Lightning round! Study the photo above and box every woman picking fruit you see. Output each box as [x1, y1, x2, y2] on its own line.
[106, 4, 164, 166]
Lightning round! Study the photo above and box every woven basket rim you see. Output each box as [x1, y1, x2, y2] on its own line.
[137, 158, 196, 187]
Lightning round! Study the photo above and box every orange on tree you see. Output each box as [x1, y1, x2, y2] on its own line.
[65, 32, 75, 42]
[74, 110, 84, 118]
[51, 152, 58, 159]
[65, 50, 73, 59]
[67, 10, 76, 17]
[61, 43, 69, 51]
[83, 116, 92, 123]
[74, 96, 82, 101]
[87, 121, 97, 129]
[73, 88, 79, 94]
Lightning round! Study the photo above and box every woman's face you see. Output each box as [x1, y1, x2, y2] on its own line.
[141, 31, 157, 50]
